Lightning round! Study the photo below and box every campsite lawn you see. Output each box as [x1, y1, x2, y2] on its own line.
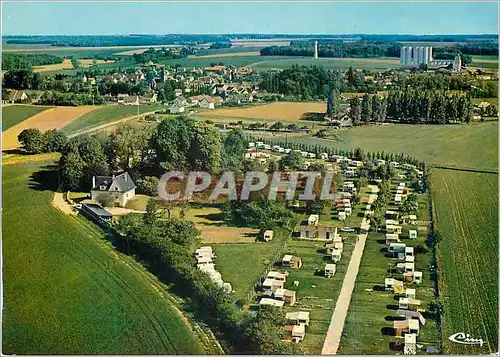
[273, 122, 498, 172]
[280, 237, 356, 354]
[60, 104, 163, 135]
[212, 229, 287, 301]
[430, 169, 498, 354]
[2, 105, 51, 131]
[2, 160, 206, 355]
[338, 189, 440, 354]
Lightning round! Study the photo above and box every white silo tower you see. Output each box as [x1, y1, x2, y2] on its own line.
[314, 41, 319, 59]
[400, 46, 406, 66]
[428, 47, 433, 62]
[406, 46, 414, 66]
[423, 47, 430, 64]
[417, 47, 424, 65]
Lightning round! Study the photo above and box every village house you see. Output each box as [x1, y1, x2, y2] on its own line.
[123, 95, 139, 106]
[139, 93, 157, 104]
[90, 172, 136, 207]
[281, 255, 302, 269]
[7, 90, 29, 103]
[169, 102, 185, 114]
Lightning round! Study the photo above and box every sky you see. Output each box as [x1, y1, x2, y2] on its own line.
[2, 1, 498, 35]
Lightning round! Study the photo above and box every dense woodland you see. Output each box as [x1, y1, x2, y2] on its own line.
[261, 41, 401, 58]
[133, 47, 193, 64]
[260, 40, 497, 58]
[2, 53, 64, 71]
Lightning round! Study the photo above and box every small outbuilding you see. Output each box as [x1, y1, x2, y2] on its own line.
[409, 230, 418, 239]
[263, 230, 274, 242]
[285, 311, 310, 326]
[274, 288, 297, 306]
[386, 233, 401, 245]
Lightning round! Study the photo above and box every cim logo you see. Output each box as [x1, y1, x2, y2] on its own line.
[448, 332, 484, 347]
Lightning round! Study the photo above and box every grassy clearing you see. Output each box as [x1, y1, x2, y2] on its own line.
[2, 160, 205, 354]
[2, 105, 51, 131]
[430, 169, 498, 354]
[60, 104, 163, 134]
[278, 122, 498, 172]
[212, 230, 286, 300]
[339, 183, 440, 354]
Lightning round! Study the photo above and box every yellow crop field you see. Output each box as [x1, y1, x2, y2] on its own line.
[2, 106, 99, 150]
[203, 101, 327, 121]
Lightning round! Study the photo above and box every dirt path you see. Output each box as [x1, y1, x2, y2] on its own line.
[52, 192, 77, 215]
[321, 185, 379, 355]
[2, 106, 98, 150]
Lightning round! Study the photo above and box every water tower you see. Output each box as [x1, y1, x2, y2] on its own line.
[314, 41, 319, 59]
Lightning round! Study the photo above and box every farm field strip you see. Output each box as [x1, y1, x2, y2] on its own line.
[188, 51, 261, 58]
[2, 104, 52, 131]
[201, 101, 326, 121]
[2, 105, 99, 150]
[2, 160, 205, 354]
[276, 122, 498, 172]
[32, 59, 116, 72]
[431, 169, 498, 354]
[60, 104, 163, 135]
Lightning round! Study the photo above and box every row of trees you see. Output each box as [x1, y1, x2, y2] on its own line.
[260, 41, 400, 58]
[347, 90, 473, 124]
[2, 53, 64, 71]
[17, 128, 68, 154]
[116, 207, 305, 354]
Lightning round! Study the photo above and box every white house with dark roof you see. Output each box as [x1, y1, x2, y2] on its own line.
[91, 172, 136, 207]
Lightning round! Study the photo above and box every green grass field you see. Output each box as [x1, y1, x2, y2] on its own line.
[2, 160, 205, 354]
[274, 122, 498, 172]
[430, 168, 498, 354]
[249, 57, 400, 71]
[212, 230, 287, 300]
[60, 104, 163, 134]
[2, 105, 51, 131]
[280, 237, 357, 354]
[339, 183, 440, 354]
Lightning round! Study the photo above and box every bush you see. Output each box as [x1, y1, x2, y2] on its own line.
[96, 194, 115, 207]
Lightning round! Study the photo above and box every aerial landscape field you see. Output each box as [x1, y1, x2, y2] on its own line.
[1, 1, 498, 356]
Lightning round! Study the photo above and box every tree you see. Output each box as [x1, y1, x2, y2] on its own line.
[361, 94, 373, 123]
[222, 128, 247, 169]
[143, 199, 159, 225]
[279, 151, 303, 170]
[42, 129, 68, 152]
[267, 159, 279, 173]
[136, 176, 160, 196]
[349, 97, 361, 126]
[188, 122, 222, 172]
[60, 150, 85, 191]
[326, 87, 340, 117]
[270, 122, 284, 131]
[18, 128, 44, 153]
